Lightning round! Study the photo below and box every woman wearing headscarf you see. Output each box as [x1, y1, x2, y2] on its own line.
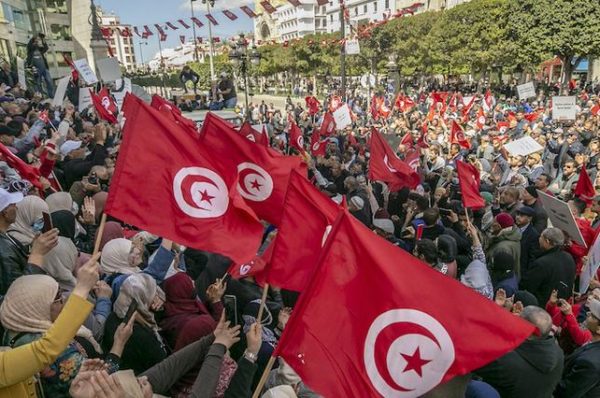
[45, 191, 74, 213]
[102, 273, 168, 374]
[0, 262, 132, 396]
[50, 210, 76, 240]
[460, 223, 494, 300]
[0, 255, 98, 398]
[7, 195, 49, 246]
[96, 221, 124, 251]
[42, 236, 78, 290]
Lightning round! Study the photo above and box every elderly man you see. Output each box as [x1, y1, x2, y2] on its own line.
[555, 299, 600, 397]
[520, 228, 576, 305]
[476, 306, 564, 398]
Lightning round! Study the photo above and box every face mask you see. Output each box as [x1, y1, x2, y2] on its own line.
[32, 218, 44, 233]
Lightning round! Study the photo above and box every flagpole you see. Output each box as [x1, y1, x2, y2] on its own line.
[251, 355, 277, 398]
[93, 213, 107, 255]
[464, 207, 472, 227]
[255, 283, 270, 325]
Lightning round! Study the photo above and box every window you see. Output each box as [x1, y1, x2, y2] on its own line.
[385, 0, 390, 9]
[315, 19, 320, 27]
[373, 2, 377, 12]
[124, 47, 130, 54]
[50, 24, 71, 41]
[45, 0, 68, 14]
[11, 7, 30, 30]
[330, 14, 333, 22]
[323, 18, 326, 26]
[363, 4, 367, 13]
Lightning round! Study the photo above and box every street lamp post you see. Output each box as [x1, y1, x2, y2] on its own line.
[229, 34, 261, 121]
[202, 0, 216, 82]
[190, 0, 199, 62]
[138, 41, 148, 72]
[386, 55, 399, 95]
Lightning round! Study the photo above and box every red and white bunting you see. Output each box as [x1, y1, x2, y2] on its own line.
[222, 10, 238, 20]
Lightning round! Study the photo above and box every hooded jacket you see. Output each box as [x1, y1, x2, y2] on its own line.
[475, 336, 564, 398]
[486, 227, 522, 276]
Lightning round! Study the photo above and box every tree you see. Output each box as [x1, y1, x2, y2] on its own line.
[509, 0, 600, 84]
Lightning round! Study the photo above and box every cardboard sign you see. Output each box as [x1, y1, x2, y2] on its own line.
[78, 87, 93, 112]
[552, 96, 577, 121]
[537, 190, 586, 247]
[503, 136, 544, 156]
[517, 82, 536, 100]
[579, 234, 600, 293]
[51, 76, 70, 108]
[15, 57, 26, 89]
[345, 39, 360, 55]
[73, 59, 98, 85]
[112, 78, 132, 110]
[332, 104, 352, 130]
[96, 58, 122, 82]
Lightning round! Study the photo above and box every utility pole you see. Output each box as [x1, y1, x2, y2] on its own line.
[339, 1, 346, 101]
[204, 0, 216, 82]
[190, 0, 199, 62]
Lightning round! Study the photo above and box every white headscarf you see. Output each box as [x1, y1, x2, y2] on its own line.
[45, 192, 73, 213]
[100, 238, 140, 275]
[8, 195, 49, 245]
[43, 236, 78, 291]
[113, 273, 158, 329]
[262, 386, 297, 398]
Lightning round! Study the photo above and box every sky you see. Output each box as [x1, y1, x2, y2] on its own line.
[96, 0, 255, 64]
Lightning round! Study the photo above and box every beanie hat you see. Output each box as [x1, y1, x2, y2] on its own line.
[495, 212, 514, 229]
[350, 196, 364, 210]
[480, 191, 493, 205]
[525, 186, 539, 198]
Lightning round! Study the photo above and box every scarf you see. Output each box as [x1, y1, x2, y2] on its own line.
[96, 221, 124, 252]
[93, 191, 108, 221]
[51, 210, 76, 239]
[46, 191, 73, 213]
[7, 195, 49, 245]
[43, 236, 78, 290]
[101, 238, 140, 275]
[113, 273, 158, 331]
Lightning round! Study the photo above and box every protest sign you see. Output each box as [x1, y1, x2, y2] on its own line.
[332, 104, 352, 130]
[517, 82, 536, 100]
[15, 57, 26, 89]
[51, 76, 70, 108]
[503, 136, 544, 156]
[78, 87, 93, 112]
[73, 59, 98, 85]
[580, 234, 600, 293]
[345, 39, 360, 55]
[537, 190, 586, 247]
[96, 58, 122, 82]
[552, 96, 577, 121]
[112, 78, 132, 110]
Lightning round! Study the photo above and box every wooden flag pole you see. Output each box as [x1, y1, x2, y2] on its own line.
[93, 213, 107, 255]
[464, 207, 472, 227]
[256, 283, 270, 325]
[252, 355, 277, 398]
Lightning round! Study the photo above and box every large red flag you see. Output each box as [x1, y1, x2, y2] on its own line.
[368, 128, 420, 191]
[0, 143, 42, 190]
[149, 95, 198, 132]
[199, 112, 306, 225]
[450, 120, 471, 149]
[288, 119, 306, 155]
[238, 122, 268, 146]
[105, 95, 263, 264]
[574, 164, 596, 204]
[91, 88, 118, 124]
[267, 170, 340, 291]
[317, 112, 336, 137]
[456, 160, 484, 209]
[276, 211, 535, 398]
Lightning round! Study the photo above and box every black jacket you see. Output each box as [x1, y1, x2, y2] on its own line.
[62, 143, 108, 189]
[531, 199, 549, 233]
[475, 336, 564, 398]
[520, 224, 540, 275]
[0, 232, 28, 296]
[555, 340, 600, 398]
[520, 247, 576, 305]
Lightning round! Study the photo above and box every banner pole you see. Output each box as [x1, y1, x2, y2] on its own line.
[93, 213, 107, 255]
[251, 355, 277, 398]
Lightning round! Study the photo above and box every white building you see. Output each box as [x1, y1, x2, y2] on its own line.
[99, 8, 136, 71]
[273, 2, 327, 41]
[147, 39, 224, 72]
[325, 0, 397, 33]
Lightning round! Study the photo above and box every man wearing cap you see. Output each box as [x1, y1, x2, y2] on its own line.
[522, 185, 549, 232]
[487, 212, 522, 277]
[555, 299, 600, 397]
[515, 206, 541, 275]
[62, 124, 109, 189]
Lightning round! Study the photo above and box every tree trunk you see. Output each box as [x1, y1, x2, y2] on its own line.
[560, 55, 582, 88]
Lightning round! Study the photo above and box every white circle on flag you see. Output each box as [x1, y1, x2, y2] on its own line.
[478, 116, 486, 125]
[383, 155, 398, 173]
[237, 162, 274, 202]
[312, 141, 321, 151]
[321, 225, 332, 247]
[172, 167, 229, 218]
[364, 309, 455, 397]
[240, 262, 252, 276]
[246, 134, 256, 142]
[297, 136, 304, 148]
[101, 96, 111, 110]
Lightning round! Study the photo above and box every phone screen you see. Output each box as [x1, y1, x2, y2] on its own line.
[42, 212, 53, 233]
[223, 295, 238, 326]
[123, 300, 138, 324]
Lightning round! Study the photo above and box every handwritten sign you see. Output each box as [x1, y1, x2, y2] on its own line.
[16, 57, 26, 89]
[332, 104, 352, 130]
[73, 58, 98, 85]
[78, 87, 93, 112]
[580, 234, 600, 293]
[537, 190, 586, 247]
[51, 76, 70, 108]
[552, 96, 577, 121]
[503, 136, 544, 157]
[517, 82, 536, 100]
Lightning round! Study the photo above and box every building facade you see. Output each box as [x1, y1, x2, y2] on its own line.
[99, 8, 136, 72]
[273, 2, 327, 42]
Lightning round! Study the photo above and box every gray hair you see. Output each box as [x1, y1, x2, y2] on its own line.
[541, 228, 564, 248]
[520, 306, 552, 338]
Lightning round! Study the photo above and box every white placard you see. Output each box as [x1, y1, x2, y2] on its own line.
[552, 96, 577, 121]
[332, 104, 352, 130]
[78, 87, 93, 112]
[15, 57, 26, 89]
[580, 234, 600, 293]
[52, 76, 70, 108]
[517, 82, 536, 100]
[96, 58, 122, 82]
[112, 78, 132, 110]
[537, 190, 586, 247]
[345, 39, 360, 55]
[503, 136, 544, 157]
[73, 58, 98, 85]
[360, 73, 376, 89]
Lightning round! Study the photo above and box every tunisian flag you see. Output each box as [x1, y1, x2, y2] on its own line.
[199, 112, 306, 225]
[0, 143, 43, 191]
[317, 112, 336, 137]
[91, 88, 118, 124]
[276, 211, 535, 398]
[228, 235, 275, 280]
[238, 122, 269, 147]
[149, 95, 198, 132]
[310, 131, 327, 157]
[288, 118, 306, 155]
[574, 164, 596, 204]
[267, 170, 340, 291]
[368, 128, 420, 191]
[106, 95, 263, 264]
[305, 96, 321, 115]
[450, 120, 471, 149]
[456, 160, 485, 209]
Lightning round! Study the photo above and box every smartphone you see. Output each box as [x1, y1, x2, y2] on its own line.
[42, 212, 53, 233]
[122, 300, 138, 324]
[439, 208, 452, 216]
[223, 295, 238, 326]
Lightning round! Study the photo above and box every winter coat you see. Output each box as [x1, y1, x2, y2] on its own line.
[555, 340, 600, 398]
[486, 227, 522, 276]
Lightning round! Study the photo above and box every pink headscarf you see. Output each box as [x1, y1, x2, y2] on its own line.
[95, 221, 124, 251]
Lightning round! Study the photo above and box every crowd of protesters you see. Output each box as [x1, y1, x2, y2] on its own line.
[1, 43, 600, 398]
